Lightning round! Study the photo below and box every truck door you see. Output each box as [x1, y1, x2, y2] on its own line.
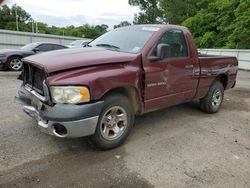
[143, 29, 198, 112]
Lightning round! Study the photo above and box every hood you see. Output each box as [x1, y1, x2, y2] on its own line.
[23, 47, 138, 73]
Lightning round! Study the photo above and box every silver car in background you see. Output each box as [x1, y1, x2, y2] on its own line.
[67, 40, 91, 48]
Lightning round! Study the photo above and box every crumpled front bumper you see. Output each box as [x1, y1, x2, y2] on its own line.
[17, 85, 103, 138]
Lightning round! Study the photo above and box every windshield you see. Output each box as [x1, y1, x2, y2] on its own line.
[70, 40, 84, 46]
[20, 43, 38, 50]
[89, 27, 157, 53]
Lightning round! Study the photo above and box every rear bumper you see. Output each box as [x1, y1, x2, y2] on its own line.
[17, 85, 103, 138]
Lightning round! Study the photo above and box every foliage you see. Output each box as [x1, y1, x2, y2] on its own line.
[79, 24, 108, 38]
[0, 5, 109, 39]
[160, 0, 200, 25]
[129, 0, 163, 24]
[130, 0, 250, 49]
[182, 0, 250, 48]
[114, 21, 131, 29]
[1, 2, 249, 48]
[129, 0, 208, 25]
[227, 0, 250, 49]
[0, 4, 32, 32]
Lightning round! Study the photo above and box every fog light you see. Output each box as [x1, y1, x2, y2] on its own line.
[53, 124, 67, 137]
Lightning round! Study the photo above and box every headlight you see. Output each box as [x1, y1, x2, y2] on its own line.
[50, 86, 90, 104]
[0, 54, 6, 58]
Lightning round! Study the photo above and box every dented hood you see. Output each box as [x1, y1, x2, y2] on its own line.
[23, 47, 138, 73]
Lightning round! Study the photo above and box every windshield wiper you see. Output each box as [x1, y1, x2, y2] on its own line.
[95, 43, 120, 50]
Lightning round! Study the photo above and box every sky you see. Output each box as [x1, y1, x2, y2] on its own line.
[4, 0, 139, 28]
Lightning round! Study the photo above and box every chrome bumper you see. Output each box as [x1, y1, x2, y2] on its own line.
[23, 105, 99, 138]
[17, 85, 103, 138]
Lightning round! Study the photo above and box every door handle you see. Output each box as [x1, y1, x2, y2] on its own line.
[185, 64, 194, 69]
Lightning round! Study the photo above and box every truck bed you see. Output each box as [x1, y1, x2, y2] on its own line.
[195, 54, 238, 99]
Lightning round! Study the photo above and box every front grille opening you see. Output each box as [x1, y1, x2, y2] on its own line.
[23, 63, 46, 95]
[33, 68, 45, 95]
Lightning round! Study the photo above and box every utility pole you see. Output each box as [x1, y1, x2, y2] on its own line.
[31, 19, 34, 33]
[63, 30, 65, 44]
[15, 6, 19, 31]
[36, 22, 38, 33]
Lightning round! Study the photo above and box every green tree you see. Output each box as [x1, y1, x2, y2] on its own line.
[0, 5, 108, 39]
[0, 5, 12, 29]
[129, 0, 208, 25]
[114, 21, 131, 29]
[227, 0, 250, 48]
[79, 24, 108, 39]
[182, 0, 250, 49]
[129, 0, 163, 24]
[128, 0, 250, 49]
[0, 4, 31, 31]
[160, 0, 200, 24]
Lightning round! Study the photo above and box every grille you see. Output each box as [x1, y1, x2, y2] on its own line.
[23, 63, 46, 95]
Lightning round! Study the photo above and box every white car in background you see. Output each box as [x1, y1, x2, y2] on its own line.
[67, 40, 91, 48]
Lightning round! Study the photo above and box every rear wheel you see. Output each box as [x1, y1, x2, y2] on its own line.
[7, 57, 23, 71]
[199, 80, 224, 113]
[90, 94, 134, 150]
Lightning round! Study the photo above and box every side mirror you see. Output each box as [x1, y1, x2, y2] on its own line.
[148, 44, 170, 61]
[33, 47, 39, 52]
[156, 44, 170, 59]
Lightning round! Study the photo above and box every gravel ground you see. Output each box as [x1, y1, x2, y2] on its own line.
[0, 70, 249, 188]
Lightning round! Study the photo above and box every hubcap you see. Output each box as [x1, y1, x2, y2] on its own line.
[10, 58, 22, 70]
[100, 106, 128, 141]
[212, 89, 222, 108]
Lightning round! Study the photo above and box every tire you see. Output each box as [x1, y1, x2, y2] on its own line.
[199, 80, 224, 113]
[7, 56, 23, 71]
[90, 94, 134, 150]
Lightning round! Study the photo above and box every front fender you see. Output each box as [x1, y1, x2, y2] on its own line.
[47, 59, 142, 101]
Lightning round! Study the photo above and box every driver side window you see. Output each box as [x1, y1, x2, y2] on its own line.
[37, 44, 53, 52]
[154, 30, 188, 59]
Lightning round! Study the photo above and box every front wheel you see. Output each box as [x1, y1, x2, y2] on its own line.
[199, 80, 224, 113]
[90, 94, 134, 150]
[7, 57, 23, 71]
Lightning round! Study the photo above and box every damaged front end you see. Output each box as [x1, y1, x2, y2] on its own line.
[16, 62, 103, 138]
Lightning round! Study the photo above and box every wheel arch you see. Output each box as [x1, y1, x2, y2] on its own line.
[7, 55, 23, 61]
[215, 74, 228, 89]
[100, 86, 142, 114]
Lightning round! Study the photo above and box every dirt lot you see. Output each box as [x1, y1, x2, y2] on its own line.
[0, 71, 249, 188]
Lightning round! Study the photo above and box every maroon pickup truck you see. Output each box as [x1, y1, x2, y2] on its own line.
[17, 25, 238, 149]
